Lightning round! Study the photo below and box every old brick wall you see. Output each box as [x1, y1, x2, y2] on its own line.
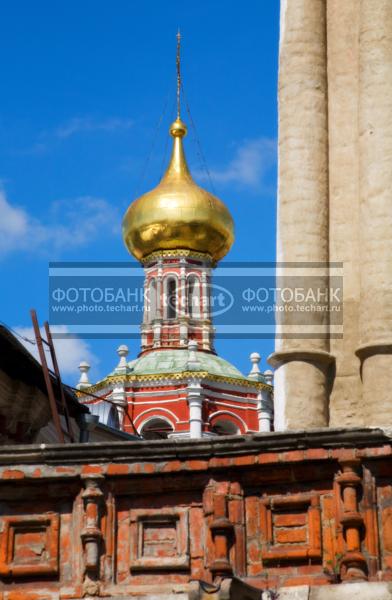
[0, 429, 391, 599]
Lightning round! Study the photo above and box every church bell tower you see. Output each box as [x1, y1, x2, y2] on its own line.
[122, 33, 234, 355]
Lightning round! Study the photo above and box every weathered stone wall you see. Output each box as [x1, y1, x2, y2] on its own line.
[0, 430, 391, 598]
[272, 0, 392, 428]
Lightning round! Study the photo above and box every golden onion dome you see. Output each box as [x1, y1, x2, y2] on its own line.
[122, 117, 234, 262]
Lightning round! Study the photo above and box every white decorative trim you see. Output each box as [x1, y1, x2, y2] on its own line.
[127, 387, 186, 397]
[168, 430, 217, 439]
[203, 393, 258, 406]
[201, 378, 262, 394]
[206, 398, 258, 410]
[129, 396, 187, 405]
[134, 407, 179, 429]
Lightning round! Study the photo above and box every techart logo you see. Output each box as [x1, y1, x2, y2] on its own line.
[208, 283, 234, 316]
[164, 282, 234, 317]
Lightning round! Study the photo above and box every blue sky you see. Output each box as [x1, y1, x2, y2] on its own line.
[0, 1, 279, 384]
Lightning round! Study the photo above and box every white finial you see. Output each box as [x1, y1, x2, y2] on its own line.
[188, 339, 200, 370]
[264, 369, 274, 386]
[249, 352, 261, 378]
[117, 344, 128, 363]
[115, 344, 129, 372]
[77, 361, 90, 390]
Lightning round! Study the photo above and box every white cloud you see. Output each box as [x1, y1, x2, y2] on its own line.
[14, 326, 98, 383]
[54, 117, 133, 140]
[204, 137, 276, 189]
[0, 193, 30, 254]
[0, 189, 120, 259]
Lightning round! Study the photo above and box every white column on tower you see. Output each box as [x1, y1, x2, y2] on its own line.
[257, 389, 273, 433]
[111, 345, 129, 428]
[179, 260, 188, 346]
[186, 340, 203, 438]
[142, 277, 149, 324]
[187, 380, 203, 438]
[201, 270, 209, 320]
[201, 270, 210, 350]
[152, 262, 163, 347]
[180, 260, 186, 316]
[141, 281, 148, 347]
[156, 261, 163, 319]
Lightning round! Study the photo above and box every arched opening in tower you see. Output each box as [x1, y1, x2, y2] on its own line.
[140, 417, 174, 440]
[187, 276, 201, 318]
[211, 419, 239, 436]
[165, 278, 177, 319]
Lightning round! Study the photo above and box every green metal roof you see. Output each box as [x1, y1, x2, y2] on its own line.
[91, 348, 269, 393]
[126, 349, 251, 381]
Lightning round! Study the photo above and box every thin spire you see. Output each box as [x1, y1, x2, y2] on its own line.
[163, 29, 189, 181]
[176, 29, 182, 118]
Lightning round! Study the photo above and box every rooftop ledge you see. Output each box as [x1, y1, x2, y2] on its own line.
[0, 427, 390, 466]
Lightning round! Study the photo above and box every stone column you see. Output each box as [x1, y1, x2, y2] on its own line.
[269, 0, 334, 430]
[356, 0, 392, 425]
[327, 0, 363, 426]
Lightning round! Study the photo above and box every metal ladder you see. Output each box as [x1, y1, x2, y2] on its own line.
[31, 309, 74, 443]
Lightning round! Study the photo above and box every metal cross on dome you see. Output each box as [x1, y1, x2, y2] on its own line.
[176, 29, 182, 118]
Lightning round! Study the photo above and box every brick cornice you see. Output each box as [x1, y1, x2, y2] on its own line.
[0, 427, 390, 467]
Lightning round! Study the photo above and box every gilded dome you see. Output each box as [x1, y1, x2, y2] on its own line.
[122, 118, 234, 262]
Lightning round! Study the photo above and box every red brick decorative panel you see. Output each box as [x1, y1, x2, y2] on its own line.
[130, 507, 189, 571]
[377, 484, 392, 572]
[0, 513, 59, 577]
[260, 493, 321, 563]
